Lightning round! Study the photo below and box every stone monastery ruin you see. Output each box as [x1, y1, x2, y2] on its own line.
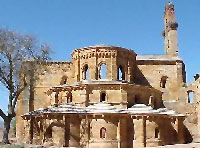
[16, 2, 200, 148]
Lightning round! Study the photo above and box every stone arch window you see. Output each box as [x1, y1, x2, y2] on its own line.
[187, 91, 194, 103]
[155, 127, 160, 139]
[83, 64, 89, 80]
[67, 93, 72, 103]
[100, 92, 106, 102]
[99, 63, 107, 79]
[55, 92, 59, 104]
[160, 76, 168, 88]
[60, 76, 68, 85]
[117, 65, 125, 80]
[100, 127, 106, 139]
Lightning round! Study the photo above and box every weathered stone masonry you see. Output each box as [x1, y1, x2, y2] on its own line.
[16, 2, 200, 148]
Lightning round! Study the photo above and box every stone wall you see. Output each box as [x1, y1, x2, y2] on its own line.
[163, 77, 200, 142]
[16, 62, 72, 142]
[71, 46, 136, 82]
[135, 60, 185, 101]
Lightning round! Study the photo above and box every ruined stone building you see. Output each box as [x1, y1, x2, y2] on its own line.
[16, 2, 200, 148]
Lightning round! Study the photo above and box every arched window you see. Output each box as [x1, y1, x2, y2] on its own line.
[67, 93, 72, 103]
[155, 127, 159, 139]
[148, 95, 155, 108]
[100, 92, 106, 102]
[187, 91, 194, 103]
[60, 76, 68, 85]
[83, 64, 89, 80]
[99, 64, 106, 79]
[100, 127, 106, 139]
[160, 76, 168, 88]
[55, 92, 59, 105]
[117, 65, 125, 80]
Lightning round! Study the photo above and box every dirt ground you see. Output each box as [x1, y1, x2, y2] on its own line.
[0, 128, 200, 148]
[0, 143, 199, 148]
[147, 143, 200, 148]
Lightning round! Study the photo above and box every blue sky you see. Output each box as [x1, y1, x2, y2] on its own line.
[0, 0, 200, 114]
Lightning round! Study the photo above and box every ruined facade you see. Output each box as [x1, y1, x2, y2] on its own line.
[16, 2, 200, 148]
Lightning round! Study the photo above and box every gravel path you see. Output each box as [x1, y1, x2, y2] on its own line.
[147, 143, 200, 148]
[1, 143, 200, 148]
[22, 143, 200, 148]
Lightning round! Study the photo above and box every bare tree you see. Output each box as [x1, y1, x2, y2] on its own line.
[0, 29, 51, 144]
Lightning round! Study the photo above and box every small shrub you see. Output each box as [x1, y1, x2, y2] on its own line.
[182, 83, 187, 88]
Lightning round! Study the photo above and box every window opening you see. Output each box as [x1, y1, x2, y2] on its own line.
[100, 92, 106, 102]
[100, 127, 106, 139]
[99, 64, 106, 79]
[188, 91, 194, 103]
[55, 92, 59, 104]
[60, 76, 67, 85]
[117, 65, 125, 80]
[63, 79, 67, 84]
[67, 93, 72, 103]
[160, 76, 167, 88]
[83, 64, 89, 80]
[148, 95, 155, 108]
[155, 127, 159, 139]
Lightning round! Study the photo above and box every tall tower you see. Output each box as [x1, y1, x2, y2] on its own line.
[163, 2, 178, 56]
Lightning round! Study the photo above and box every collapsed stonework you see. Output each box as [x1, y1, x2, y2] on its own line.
[16, 2, 200, 148]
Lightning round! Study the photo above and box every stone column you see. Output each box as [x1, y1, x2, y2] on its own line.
[72, 51, 80, 81]
[89, 53, 97, 80]
[143, 116, 147, 147]
[64, 115, 70, 147]
[69, 115, 81, 147]
[117, 119, 120, 148]
[39, 118, 44, 144]
[133, 116, 146, 148]
[32, 117, 40, 144]
[111, 51, 117, 80]
[42, 118, 47, 143]
[177, 118, 184, 144]
[24, 119, 31, 143]
[80, 116, 90, 148]
[127, 60, 132, 82]
[119, 117, 128, 148]
[127, 117, 134, 148]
